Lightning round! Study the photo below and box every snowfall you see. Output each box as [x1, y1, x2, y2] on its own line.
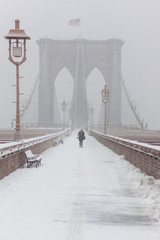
[0, 131, 160, 239]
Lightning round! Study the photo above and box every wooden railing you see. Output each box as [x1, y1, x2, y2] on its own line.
[0, 129, 70, 159]
[0, 129, 70, 180]
[91, 130, 160, 179]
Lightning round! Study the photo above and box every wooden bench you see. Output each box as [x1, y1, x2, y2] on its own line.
[25, 150, 42, 168]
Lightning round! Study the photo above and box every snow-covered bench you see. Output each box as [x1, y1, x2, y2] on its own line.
[25, 150, 42, 168]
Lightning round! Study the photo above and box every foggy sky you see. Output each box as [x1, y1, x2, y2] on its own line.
[0, 0, 160, 129]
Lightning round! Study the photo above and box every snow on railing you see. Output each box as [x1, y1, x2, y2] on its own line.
[0, 129, 70, 159]
[91, 130, 160, 160]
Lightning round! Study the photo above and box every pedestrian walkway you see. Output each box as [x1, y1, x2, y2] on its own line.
[0, 131, 159, 240]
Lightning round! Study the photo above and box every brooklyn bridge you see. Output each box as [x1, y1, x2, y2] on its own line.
[1, 25, 160, 239]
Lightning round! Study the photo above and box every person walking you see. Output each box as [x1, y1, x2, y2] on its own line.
[77, 129, 85, 148]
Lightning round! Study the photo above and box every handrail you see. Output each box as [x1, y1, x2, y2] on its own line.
[91, 130, 160, 160]
[0, 129, 70, 159]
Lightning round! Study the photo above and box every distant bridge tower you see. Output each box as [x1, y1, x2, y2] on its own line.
[37, 38, 124, 128]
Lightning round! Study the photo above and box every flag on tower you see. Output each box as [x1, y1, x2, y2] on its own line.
[68, 18, 80, 26]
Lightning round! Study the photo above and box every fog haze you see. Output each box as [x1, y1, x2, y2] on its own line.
[0, 0, 160, 129]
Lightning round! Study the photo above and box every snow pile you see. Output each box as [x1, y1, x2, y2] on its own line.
[121, 156, 160, 221]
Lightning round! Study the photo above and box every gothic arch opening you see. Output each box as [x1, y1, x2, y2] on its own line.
[54, 67, 74, 126]
[86, 67, 105, 125]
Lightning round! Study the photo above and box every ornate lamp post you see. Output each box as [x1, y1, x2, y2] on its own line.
[90, 106, 94, 129]
[4, 20, 30, 141]
[101, 85, 109, 134]
[61, 100, 67, 130]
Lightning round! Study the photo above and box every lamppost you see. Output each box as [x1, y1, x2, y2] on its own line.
[101, 85, 109, 134]
[61, 100, 67, 130]
[90, 106, 94, 129]
[4, 20, 30, 141]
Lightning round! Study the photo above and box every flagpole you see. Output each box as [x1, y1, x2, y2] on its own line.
[68, 18, 82, 38]
[79, 20, 82, 38]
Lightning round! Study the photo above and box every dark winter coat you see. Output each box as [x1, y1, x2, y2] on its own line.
[78, 130, 85, 141]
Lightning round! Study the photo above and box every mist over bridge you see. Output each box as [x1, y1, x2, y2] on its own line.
[1, 2, 160, 237]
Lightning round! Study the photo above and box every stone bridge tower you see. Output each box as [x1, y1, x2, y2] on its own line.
[37, 38, 124, 129]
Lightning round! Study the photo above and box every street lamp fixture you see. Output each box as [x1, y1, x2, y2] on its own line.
[101, 85, 109, 134]
[4, 19, 30, 141]
[61, 100, 67, 130]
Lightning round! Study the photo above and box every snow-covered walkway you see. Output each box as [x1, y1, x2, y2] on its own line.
[0, 131, 160, 240]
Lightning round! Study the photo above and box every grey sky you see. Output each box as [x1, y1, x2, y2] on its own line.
[0, 0, 160, 129]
